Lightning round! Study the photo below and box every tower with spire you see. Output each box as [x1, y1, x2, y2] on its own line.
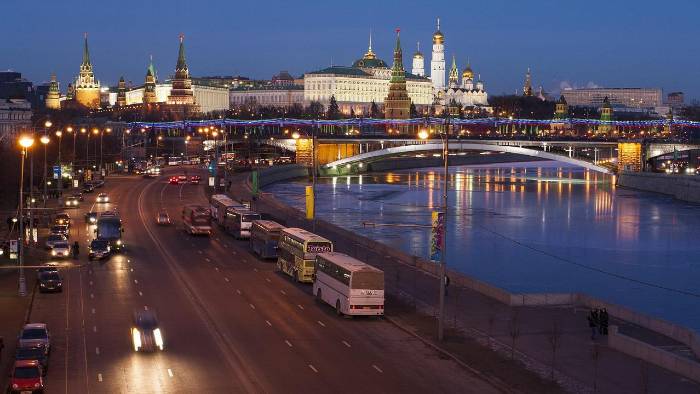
[461, 60, 474, 90]
[412, 42, 424, 77]
[384, 29, 411, 120]
[597, 96, 614, 135]
[143, 56, 158, 105]
[448, 55, 459, 88]
[74, 33, 101, 109]
[45, 74, 61, 110]
[116, 76, 127, 107]
[523, 67, 533, 97]
[167, 34, 196, 106]
[430, 17, 446, 91]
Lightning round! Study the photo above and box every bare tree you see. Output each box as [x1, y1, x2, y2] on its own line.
[590, 342, 601, 393]
[639, 361, 650, 394]
[508, 310, 521, 360]
[546, 318, 563, 380]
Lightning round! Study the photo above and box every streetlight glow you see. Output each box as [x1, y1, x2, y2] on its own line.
[19, 136, 34, 148]
[55, 130, 62, 137]
[40, 135, 50, 145]
[44, 120, 52, 128]
[418, 130, 429, 140]
[292, 131, 300, 140]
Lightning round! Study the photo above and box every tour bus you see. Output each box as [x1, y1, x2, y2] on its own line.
[313, 252, 385, 316]
[182, 205, 212, 235]
[277, 228, 333, 283]
[224, 208, 261, 239]
[249, 220, 285, 259]
[209, 194, 244, 224]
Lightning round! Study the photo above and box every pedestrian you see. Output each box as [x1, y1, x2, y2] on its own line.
[587, 311, 597, 340]
[73, 241, 80, 259]
[600, 308, 609, 336]
[444, 275, 450, 296]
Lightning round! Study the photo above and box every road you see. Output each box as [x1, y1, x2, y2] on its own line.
[27, 168, 501, 393]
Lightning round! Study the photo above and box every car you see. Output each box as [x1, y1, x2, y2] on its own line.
[82, 184, 94, 193]
[17, 323, 50, 353]
[132, 310, 164, 352]
[14, 345, 49, 375]
[49, 242, 71, 259]
[156, 211, 171, 225]
[168, 176, 179, 185]
[63, 195, 80, 208]
[53, 213, 71, 227]
[7, 360, 44, 394]
[38, 271, 62, 293]
[88, 239, 111, 261]
[71, 192, 84, 202]
[177, 175, 187, 183]
[189, 175, 201, 185]
[44, 234, 67, 250]
[96, 193, 109, 203]
[85, 211, 98, 224]
[49, 225, 69, 237]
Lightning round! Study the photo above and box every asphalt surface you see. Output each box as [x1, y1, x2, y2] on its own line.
[27, 168, 501, 394]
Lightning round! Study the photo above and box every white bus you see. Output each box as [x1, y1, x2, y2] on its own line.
[277, 228, 333, 283]
[313, 252, 384, 316]
[224, 208, 261, 239]
[209, 194, 244, 224]
[250, 220, 285, 259]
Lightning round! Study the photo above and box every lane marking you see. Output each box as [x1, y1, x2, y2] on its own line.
[372, 365, 383, 373]
[93, 326, 97, 333]
[97, 373, 103, 382]
[89, 281, 93, 286]
[144, 305, 149, 311]
[253, 268, 258, 272]
[342, 340, 351, 348]
[280, 290, 286, 295]
[232, 251, 237, 255]
[134, 279, 138, 284]
[265, 320, 272, 327]
[285, 340, 293, 347]
[249, 304, 256, 310]
[167, 369, 174, 378]
[197, 250, 203, 254]
[205, 258, 211, 262]
[265, 278, 271, 283]
[138, 291, 143, 297]
[236, 289, 242, 295]
[308, 365, 318, 373]
[225, 277, 230, 282]
[91, 308, 96, 314]
[95, 347, 100, 355]
[215, 267, 220, 271]
[130, 268, 134, 272]
[90, 293, 94, 299]
[317, 321, 325, 327]
[297, 304, 304, 310]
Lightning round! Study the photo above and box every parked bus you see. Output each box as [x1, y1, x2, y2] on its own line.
[209, 194, 243, 224]
[182, 205, 212, 235]
[277, 228, 333, 283]
[313, 252, 384, 316]
[224, 208, 261, 239]
[249, 220, 285, 259]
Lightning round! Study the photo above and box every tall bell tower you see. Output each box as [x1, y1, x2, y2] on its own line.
[430, 18, 445, 91]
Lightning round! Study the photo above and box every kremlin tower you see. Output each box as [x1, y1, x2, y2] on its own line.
[143, 56, 158, 105]
[116, 77, 127, 107]
[412, 42, 424, 77]
[384, 29, 411, 120]
[74, 33, 101, 109]
[430, 18, 446, 90]
[448, 55, 459, 88]
[167, 34, 196, 106]
[523, 67, 533, 97]
[45, 74, 61, 110]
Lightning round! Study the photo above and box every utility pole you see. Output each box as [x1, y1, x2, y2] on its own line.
[17, 136, 34, 296]
[438, 112, 450, 342]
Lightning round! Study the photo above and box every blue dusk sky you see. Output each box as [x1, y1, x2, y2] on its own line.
[2, 0, 699, 100]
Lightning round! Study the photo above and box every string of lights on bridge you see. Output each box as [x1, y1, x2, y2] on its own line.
[127, 117, 700, 130]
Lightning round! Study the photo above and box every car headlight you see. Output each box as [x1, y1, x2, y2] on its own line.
[12, 383, 18, 389]
[51, 250, 56, 256]
[116, 240, 122, 246]
[132, 328, 141, 351]
[153, 328, 164, 350]
[90, 217, 96, 223]
[40, 283, 46, 287]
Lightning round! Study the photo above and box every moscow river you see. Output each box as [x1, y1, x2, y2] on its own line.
[265, 162, 700, 332]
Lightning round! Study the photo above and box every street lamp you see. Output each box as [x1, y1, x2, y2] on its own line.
[17, 135, 34, 296]
[40, 135, 50, 206]
[55, 130, 63, 196]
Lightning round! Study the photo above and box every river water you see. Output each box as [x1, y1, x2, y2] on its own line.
[265, 162, 700, 332]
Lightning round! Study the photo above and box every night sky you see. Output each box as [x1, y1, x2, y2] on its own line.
[3, 0, 699, 99]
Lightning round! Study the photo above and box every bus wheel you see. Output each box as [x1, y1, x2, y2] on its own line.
[316, 289, 322, 303]
[335, 300, 342, 316]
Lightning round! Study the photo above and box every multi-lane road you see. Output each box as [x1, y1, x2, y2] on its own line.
[27, 168, 500, 393]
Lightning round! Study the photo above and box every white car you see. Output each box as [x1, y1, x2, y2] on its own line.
[50, 242, 71, 258]
[96, 193, 110, 203]
[45, 234, 67, 250]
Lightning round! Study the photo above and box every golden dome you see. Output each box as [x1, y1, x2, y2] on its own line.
[462, 65, 473, 80]
[433, 30, 444, 44]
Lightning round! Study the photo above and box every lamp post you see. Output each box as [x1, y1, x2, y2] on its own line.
[55, 130, 62, 196]
[185, 135, 191, 159]
[92, 128, 99, 174]
[211, 130, 219, 190]
[40, 134, 50, 206]
[82, 127, 89, 172]
[18, 135, 34, 296]
[141, 128, 148, 163]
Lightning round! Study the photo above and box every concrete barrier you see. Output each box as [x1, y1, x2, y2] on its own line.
[608, 325, 700, 383]
[618, 172, 700, 204]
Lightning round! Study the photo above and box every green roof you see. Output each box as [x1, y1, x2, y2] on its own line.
[307, 67, 371, 76]
[351, 58, 388, 69]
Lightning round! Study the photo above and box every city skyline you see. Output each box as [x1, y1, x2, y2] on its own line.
[2, 0, 699, 99]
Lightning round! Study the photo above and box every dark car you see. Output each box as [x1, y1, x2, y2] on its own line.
[132, 310, 164, 352]
[82, 184, 94, 193]
[38, 271, 62, 293]
[71, 192, 84, 202]
[7, 360, 44, 394]
[15, 345, 49, 375]
[88, 239, 111, 261]
[85, 211, 98, 224]
[53, 213, 71, 227]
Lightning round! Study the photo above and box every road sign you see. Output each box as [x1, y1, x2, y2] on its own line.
[9, 239, 18, 260]
[53, 165, 61, 180]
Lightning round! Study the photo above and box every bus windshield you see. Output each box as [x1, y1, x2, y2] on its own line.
[351, 271, 384, 290]
[97, 221, 121, 239]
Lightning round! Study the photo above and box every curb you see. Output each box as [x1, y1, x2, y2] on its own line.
[23, 280, 37, 324]
[384, 314, 522, 394]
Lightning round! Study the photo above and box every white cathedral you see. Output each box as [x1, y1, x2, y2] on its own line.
[412, 18, 489, 109]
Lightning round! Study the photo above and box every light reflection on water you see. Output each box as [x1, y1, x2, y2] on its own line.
[266, 162, 700, 332]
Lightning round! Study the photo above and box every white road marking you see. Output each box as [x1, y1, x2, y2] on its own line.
[265, 320, 272, 327]
[297, 304, 304, 310]
[265, 278, 271, 283]
[253, 268, 258, 272]
[236, 289, 242, 295]
[205, 258, 211, 262]
[373, 365, 383, 373]
[280, 290, 286, 295]
[89, 281, 93, 286]
[93, 326, 97, 333]
[138, 291, 143, 296]
[317, 321, 325, 327]
[308, 364, 318, 373]
[90, 293, 94, 299]
[232, 251, 237, 255]
[91, 308, 96, 314]
[249, 304, 256, 310]
[215, 267, 219, 271]
[95, 347, 100, 355]
[342, 340, 351, 348]
[216, 237, 221, 241]
[144, 306, 149, 311]
[197, 250, 203, 254]
[285, 340, 293, 347]
[167, 369, 174, 378]
[225, 277, 230, 282]
[134, 279, 138, 284]
[97, 373, 103, 382]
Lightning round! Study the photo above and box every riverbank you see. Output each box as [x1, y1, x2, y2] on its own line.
[618, 171, 700, 204]
[229, 165, 700, 391]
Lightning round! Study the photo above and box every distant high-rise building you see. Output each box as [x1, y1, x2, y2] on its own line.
[430, 18, 445, 91]
[561, 88, 663, 111]
[667, 92, 684, 109]
[523, 68, 533, 97]
[384, 30, 411, 119]
[412, 42, 424, 77]
[45, 74, 61, 110]
[74, 33, 101, 109]
[167, 34, 196, 106]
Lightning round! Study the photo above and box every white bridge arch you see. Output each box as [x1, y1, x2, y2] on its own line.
[324, 142, 612, 174]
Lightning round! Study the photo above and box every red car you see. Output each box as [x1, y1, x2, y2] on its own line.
[177, 175, 187, 183]
[168, 176, 179, 185]
[190, 175, 201, 185]
[8, 359, 44, 393]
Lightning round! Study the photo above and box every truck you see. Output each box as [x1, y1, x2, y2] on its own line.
[95, 211, 125, 251]
[182, 205, 212, 236]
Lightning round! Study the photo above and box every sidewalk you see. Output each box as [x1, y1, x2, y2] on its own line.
[230, 171, 700, 394]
